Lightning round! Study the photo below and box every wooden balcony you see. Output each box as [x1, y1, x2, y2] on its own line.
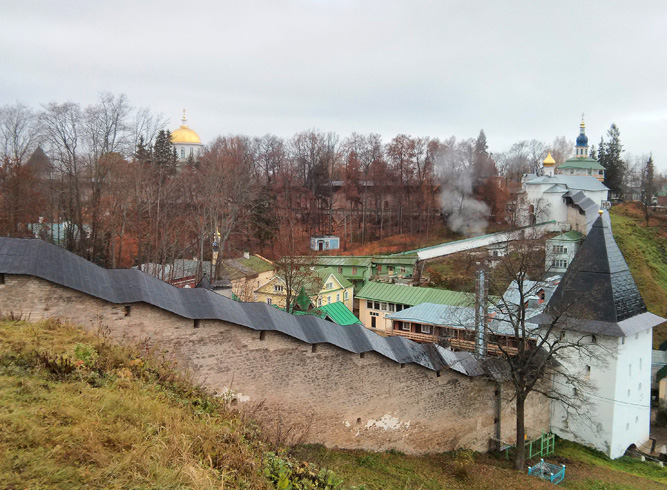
[387, 330, 519, 356]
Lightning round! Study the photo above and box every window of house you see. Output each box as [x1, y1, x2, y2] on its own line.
[338, 266, 343, 274]
[388, 266, 394, 273]
[394, 321, 402, 330]
[327, 296, 331, 304]
[273, 285, 284, 292]
[326, 282, 333, 290]
[421, 325, 432, 334]
[0, 273, 4, 285]
[400, 323, 410, 331]
[367, 300, 373, 309]
[336, 293, 340, 302]
[374, 301, 380, 310]
[621, 337, 625, 345]
[380, 303, 387, 311]
[396, 304, 403, 312]
[124, 305, 132, 317]
[400, 266, 406, 273]
[352, 267, 357, 275]
[344, 290, 349, 301]
[377, 265, 382, 273]
[180, 148, 185, 158]
[388, 303, 395, 312]
[267, 298, 272, 305]
[194, 319, 201, 329]
[318, 297, 322, 307]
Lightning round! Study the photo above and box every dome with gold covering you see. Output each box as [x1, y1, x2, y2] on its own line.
[171, 110, 201, 144]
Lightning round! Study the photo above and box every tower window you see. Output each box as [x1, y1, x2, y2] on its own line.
[124, 305, 132, 317]
[0, 273, 4, 285]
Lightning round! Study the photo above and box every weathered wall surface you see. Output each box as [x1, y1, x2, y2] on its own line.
[0, 274, 550, 454]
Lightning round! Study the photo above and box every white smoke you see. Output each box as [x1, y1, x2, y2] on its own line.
[436, 143, 490, 236]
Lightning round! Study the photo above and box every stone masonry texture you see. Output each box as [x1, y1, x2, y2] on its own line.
[0, 274, 550, 453]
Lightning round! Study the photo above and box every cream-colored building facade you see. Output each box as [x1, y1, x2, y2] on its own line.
[254, 269, 354, 311]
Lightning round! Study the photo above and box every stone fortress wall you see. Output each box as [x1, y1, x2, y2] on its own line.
[0, 274, 550, 454]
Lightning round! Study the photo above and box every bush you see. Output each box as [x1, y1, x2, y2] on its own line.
[264, 451, 343, 489]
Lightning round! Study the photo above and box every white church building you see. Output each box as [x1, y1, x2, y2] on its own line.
[532, 214, 666, 458]
[519, 120, 609, 233]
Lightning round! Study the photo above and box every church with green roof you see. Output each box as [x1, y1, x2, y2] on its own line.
[556, 117, 605, 182]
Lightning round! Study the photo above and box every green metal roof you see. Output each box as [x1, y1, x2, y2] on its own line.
[550, 230, 585, 242]
[372, 255, 419, 265]
[317, 302, 361, 326]
[558, 157, 604, 170]
[317, 267, 353, 289]
[356, 282, 473, 307]
[311, 256, 373, 267]
[237, 255, 274, 273]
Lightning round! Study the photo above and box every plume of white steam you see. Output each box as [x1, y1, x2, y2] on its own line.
[436, 143, 490, 236]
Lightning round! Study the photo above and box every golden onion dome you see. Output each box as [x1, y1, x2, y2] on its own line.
[543, 152, 556, 166]
[171, 110, 202, 144]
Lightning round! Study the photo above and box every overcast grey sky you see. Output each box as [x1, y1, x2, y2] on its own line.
[2, 1, 666, 170]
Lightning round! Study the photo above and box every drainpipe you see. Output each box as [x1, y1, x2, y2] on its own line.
[495, 382, 503, 450]
[475, 263, 488, 356]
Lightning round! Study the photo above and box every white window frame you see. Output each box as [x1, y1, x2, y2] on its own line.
[421, 325, 432, 334]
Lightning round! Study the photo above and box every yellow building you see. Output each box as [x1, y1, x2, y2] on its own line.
[254, 268, 354, 311]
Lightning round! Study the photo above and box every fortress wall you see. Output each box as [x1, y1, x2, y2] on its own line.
[0, 274, 550, 454]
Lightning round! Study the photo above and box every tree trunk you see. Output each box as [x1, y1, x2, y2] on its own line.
[514, 393, 526, 471]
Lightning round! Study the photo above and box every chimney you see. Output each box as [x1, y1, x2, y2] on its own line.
[475, 262, 488, 357]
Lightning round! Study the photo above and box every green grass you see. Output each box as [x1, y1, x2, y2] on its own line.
[0, 318, 271, 489]
[2, 318, 667, 489]
[289, 441, 667, 490]
[609, 207, 667, 346]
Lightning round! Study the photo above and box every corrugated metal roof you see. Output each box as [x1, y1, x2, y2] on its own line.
[372, 255, 419, 265]
[237, 255, 274, 274]
[318, 302, 361, 326]
[0, 237, 489, 374]
[524, 174, 608, 192]
[559, 157, 605, 170]
[550, 231, 584, 242]
[311, 256, 373, 267]
[356, 282, 473, 306]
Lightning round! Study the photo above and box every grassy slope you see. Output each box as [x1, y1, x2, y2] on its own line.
[0, 319, 270, 490]
[291, 441, 667, 490]
[2, 319, 667, 489]
[609, 205, 667, 347]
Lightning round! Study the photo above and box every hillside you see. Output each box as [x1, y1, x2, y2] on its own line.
[0, 318, 273, 489]
[2, 318, 667, 489]
[610, 204, 667, 347]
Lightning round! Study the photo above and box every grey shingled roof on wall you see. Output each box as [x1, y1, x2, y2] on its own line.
[0, 237, 504, 377]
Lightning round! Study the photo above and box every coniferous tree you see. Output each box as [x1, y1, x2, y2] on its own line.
[153, 130, 176, 169]
[598, 124, 625, 199]
[641, 155, 655, 226]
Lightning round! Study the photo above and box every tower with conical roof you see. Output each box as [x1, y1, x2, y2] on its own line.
[171, 109, 203, 163]
[532, 213, 665, 458]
